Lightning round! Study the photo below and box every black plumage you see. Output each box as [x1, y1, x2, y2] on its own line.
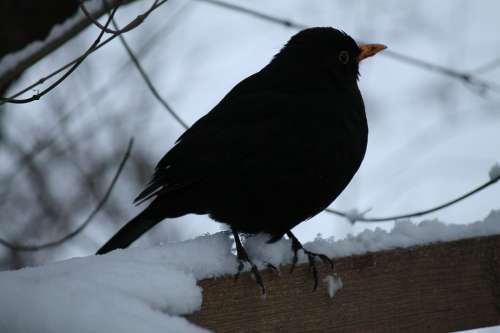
[97, 27, 385, 292]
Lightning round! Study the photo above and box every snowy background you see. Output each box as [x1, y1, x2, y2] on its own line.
[0, 0, 499, 283]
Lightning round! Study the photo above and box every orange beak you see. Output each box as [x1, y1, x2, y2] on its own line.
[357, 44, 387, 62]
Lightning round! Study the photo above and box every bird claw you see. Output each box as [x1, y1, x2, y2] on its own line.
[290, 248, 299, 273]
[287, 231, 334, 291]
[305, 249, 334, 269]
[232, 230, 266, 294]
[233, 258, 266, 294]
[304, 249, 334, 291]
[266, 262, 279, 274]
[233, 260, 245, 282]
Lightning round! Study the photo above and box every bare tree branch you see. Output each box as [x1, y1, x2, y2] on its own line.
[0, 8, 188, 202]
[0, 0, 137, 91]
[194, 0, 500, 95]
[472, 55, 500, 74]
[0, 138, 134, 251]
[0, 0, 170, 105]
[0, 2, 122, 104]
[105, 0, 188, 129]
[78, 0, 160, 35]
[326, 174, 500, 223]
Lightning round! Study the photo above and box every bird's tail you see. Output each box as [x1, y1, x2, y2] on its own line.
[96, 209, 163, 255]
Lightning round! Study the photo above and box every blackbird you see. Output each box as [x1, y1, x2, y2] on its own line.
[97, 27, 385, 293]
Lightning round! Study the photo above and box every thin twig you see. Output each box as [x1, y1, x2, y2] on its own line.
[194, 0, 500, 95]
[0, 3, 121, 104]
[325, 174, 500, 223]
[78, 0, 160, 35]
[0, 137, 57, 204]
[105, 0, 188, 129]
[472, 55, 500, 74]
[0, 0, 137, 91]
[0, 138, 134, 251]
[383, 49, 500, 94]
[0, 6, 189, 201]
[0, 0, 170, 105]
[0, 34, 116, 103]
[196, 0, 306, 29]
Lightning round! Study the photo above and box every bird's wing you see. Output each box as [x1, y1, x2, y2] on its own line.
[134, 90, 332, 204]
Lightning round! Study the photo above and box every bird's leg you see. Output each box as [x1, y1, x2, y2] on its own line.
[232, 230, 266, 294]
[286, 231, 334, 291]
[288, 231, 302, 273]
[266, 262, 279, 273]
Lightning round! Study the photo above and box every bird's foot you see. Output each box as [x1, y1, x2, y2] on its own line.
[266, 262, 279, 274]
[234, 254, 266, 295]
[287, 231, 334, 291]
[233, 231, 266, 294]
[304, 249, 334, 291]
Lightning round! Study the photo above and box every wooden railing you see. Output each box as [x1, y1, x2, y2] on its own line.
[188, 234, 500, 332]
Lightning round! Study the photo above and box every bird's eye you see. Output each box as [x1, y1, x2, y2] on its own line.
[338, 50, 350, 64]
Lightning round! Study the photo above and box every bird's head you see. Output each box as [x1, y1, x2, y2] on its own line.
[272, 27, 386, 85]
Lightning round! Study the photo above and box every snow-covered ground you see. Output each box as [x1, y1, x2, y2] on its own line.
[1, 209, 499, 333]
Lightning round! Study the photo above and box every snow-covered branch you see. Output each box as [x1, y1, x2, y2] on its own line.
[0, 0, 139, 89]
